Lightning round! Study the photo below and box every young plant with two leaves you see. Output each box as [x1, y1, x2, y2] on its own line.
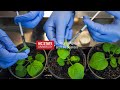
[56, 40, 85, 79]
[15, 46, 45, 78]
[89, 43, 120, 71]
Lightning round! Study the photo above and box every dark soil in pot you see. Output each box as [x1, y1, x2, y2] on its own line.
[87, 43, 120, 79]
[9, 42, 47, 79]
[47, 45, 86, 79]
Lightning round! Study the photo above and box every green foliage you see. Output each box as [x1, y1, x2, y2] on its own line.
[102, 43, 112, 53]
[110, 56, 117, 68]
[28, 56, 33, 62]
[15, 65, 27, 77]
[57, 48, 70, 59]
[90, 43, 120, 72]
[63, 40, 70, 49]
[68, 63, 84, 79]
[89, 52, 108, 70]
[27, 60, 43, 77]
[70, 56, 80, 63]
[35, 53, 45, 63]
[115, 47, 120, 54]
[57, 57, 65, 66]
[16, 59, 25, 65]
[56, 47, 84, 79]
[118, 57, 120, 65]
[19, 46, 30, 52]
[110, 44, 119, 54]
[103, 43, 120, 54]
[15, 50, 45, 78]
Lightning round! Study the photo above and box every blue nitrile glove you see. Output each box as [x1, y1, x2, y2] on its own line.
[0, 29, 30, 69]
[43, 11, 75, 48]
[106, 11, 120, 20]
[83, 14, 120, 42]
[14, 11, 44, 28]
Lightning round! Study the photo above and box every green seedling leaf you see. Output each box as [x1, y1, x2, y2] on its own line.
[118, 57, 120, 65]
[110, 44, 119, 53]
[68, 63, 84, 79]
[19, 46, 30, 52]
[57, 57, 65, 66]
[15, 65, 27, 77]
[16, 59, 25, 65]
[115, 47, 120, 54]
[70, 56, 80, 63]
[35, 54, 45, 63]
[28, 56, 33, 62]
[57, 48, 70, 59]
[27, 60, 43, 77]
[63, 40, 70, 49]
[110, 56, 117, 65]
[110, 57, 117, 68]
[89, 52, 108, 70]
[102, 43, 112, 53]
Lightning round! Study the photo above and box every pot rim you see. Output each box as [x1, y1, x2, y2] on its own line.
[87, 43, 120, 79]
[8, 42, 48, 79]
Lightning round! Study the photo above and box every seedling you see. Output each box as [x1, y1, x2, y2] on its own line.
[19, 45, 30, 52]
[89, 43, 120, 71]
[15, 46, 45, 78]
[57, 43, 84, 79]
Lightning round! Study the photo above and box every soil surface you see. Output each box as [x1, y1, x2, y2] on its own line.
[47, 46, 86, 79]
[88, 43, 120, 79]
[10, 43, 46, 79]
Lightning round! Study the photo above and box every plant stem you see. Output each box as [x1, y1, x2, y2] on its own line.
[106, 58, 110, 60]
[24, 62, 30, 67]
[64, 60, 69, 61]
[69, 60, 73, 66]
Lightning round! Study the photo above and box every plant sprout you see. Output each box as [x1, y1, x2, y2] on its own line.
[56, 40, 84, 79]
[15, 46, 45, 78]
[89, 43, 120, 71]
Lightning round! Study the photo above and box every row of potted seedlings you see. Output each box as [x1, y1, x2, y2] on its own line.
[8, 42, 120, 79]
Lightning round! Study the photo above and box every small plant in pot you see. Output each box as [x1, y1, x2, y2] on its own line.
[9, 42, 47, 79]
[87, 43, 120, 79]
[47, 41, 86, 79]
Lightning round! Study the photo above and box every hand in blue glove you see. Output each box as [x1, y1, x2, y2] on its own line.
[14, 11, 44, 28]
[0, 29, 30, 69]
[83, 14, 120, 42]
[43, 11, 75, 48]
[106, 11, 120, 20]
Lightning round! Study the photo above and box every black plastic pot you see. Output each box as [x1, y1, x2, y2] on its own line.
[8, 42, 47, 79]
[47, 45, 86, 79]
[87, 43, 120, 79]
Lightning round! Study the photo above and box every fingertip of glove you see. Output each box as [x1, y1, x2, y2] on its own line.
[83, 16, 90, 20]
[9, 47, 18, 53]
[24, 49, 30, 54]
[56, 44, 67, 48]
[17, 53, 28, 60]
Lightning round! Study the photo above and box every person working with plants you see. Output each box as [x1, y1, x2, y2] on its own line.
[15, 11, 120, 46]
[83, 11, 120, 42]
[15, 11, 75, 48]
[0, 11, 44, 69]
[0, 29, 30, 69]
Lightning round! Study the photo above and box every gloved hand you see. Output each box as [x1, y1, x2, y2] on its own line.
[0, 29, 30, 69]
[14, 11, 44, 28]
[83, 14, 120, 42]
[43, 11, 75, 48]
[106, 11, 120, 20]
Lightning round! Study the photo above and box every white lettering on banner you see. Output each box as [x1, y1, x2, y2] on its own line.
[38, 42, 53, 45]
